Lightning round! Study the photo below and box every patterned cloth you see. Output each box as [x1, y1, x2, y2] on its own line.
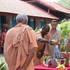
[54, 45, 61, 58]
[46, 30, 62, 57]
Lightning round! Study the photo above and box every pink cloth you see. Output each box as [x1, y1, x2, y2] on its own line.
[2, 32, 6, 41]
[35, 64, 70, 70]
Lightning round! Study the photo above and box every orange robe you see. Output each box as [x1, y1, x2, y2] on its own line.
[4, 24, 38, 70]
[34, 32, 45, 66]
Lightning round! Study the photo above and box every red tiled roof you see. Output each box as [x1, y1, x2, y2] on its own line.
[35, 0, 70, 14]
[0, 0, 58, 19]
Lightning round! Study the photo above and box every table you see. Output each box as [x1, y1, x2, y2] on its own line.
[35, 64, 70, 70]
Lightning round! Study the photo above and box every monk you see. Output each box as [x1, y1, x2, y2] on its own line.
[4, 14, 38, 70]
[34, 24, 57, 66]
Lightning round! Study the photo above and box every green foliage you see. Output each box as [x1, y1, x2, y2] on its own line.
[0, 55, 8, 70]
[60, 42, 66, 52]
[57, 21, 70, 40]
[35, 28, 42, 33]
[57, 21, 70, 52]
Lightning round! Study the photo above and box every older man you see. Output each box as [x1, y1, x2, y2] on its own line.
[4, 14, 38, 70]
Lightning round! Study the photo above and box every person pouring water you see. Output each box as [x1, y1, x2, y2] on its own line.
[46, 20, 63, 59]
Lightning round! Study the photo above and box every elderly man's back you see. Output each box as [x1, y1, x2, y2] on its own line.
[4, 24, 37, 70]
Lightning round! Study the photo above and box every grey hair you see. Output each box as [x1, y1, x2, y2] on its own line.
[16, 14, 28, 23]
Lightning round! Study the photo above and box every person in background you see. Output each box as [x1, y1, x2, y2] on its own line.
[2, 28, 7, 46]
[0, 31, 2, 46]
[4, 14, 38, 70]
[46, 20, 63, 58]
[34, 24, 57, 66]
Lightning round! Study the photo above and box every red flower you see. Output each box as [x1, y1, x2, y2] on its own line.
[61, 60, 65, 64]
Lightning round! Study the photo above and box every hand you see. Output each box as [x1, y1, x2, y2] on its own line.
[17, 67, 26, 70]
[22, 67, 26, 70]
[17, 68, 26, 70]
[44, 51, 49, 56]
[50, 40, 58, 45]
[17, 68, 22, 70]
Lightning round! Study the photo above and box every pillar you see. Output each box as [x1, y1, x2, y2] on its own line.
[0, 16, 2, 32]
[12, 16, 16, 27]
[35, 18, 41, 29]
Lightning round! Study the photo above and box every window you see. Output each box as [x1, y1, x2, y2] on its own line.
[28, 18, 35, 29]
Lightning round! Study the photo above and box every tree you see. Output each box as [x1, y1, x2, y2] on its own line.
[59, 0, 70, 9]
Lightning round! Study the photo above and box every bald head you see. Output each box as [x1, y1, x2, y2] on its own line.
[16, 14, 28, 24]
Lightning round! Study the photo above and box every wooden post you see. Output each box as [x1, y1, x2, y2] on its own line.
[35, 18, 41, 29]
[0, 16, 2, 32]
[48, 9, 50, 14]
[12, 16, 16, 27]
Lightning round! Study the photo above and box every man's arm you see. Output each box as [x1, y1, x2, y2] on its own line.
[38, 38, 58, 45]
[20, 48, 35, 70]
[38, 38, 49, 43]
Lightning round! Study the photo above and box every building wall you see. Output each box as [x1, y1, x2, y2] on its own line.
[35, 18, 41, 29]
[28, 18, 35, 29]
[0, 15, 45, 32]
[35, 18, 45, 29]
[6, 16, 12, 29]
[12, 16, 16, 27]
